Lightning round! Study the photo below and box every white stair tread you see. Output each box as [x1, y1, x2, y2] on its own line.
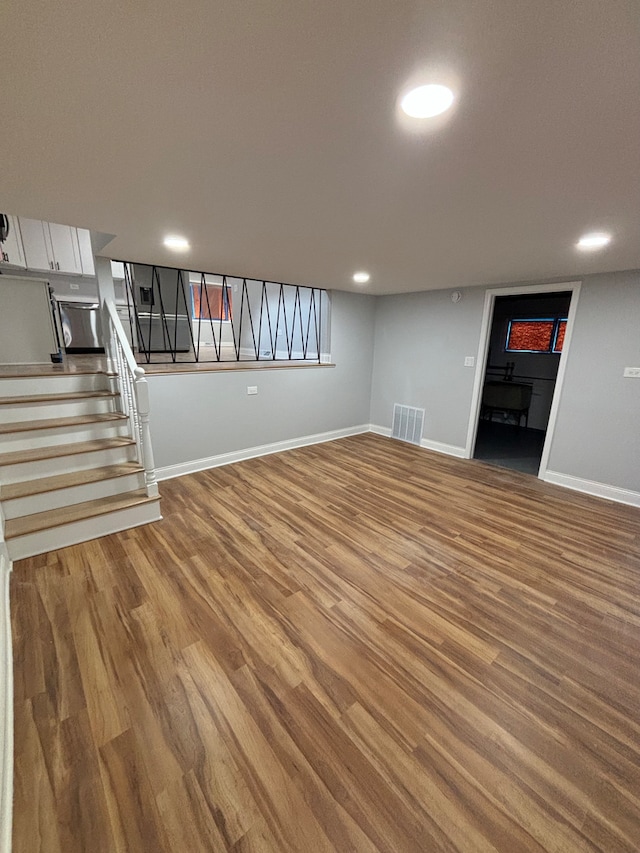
[0, 412, 128, 435]
[0, 390, 119, 405]
[0, 436, 135, 467]
[5, 489, 159, 539]
[0, 463, 144, 500]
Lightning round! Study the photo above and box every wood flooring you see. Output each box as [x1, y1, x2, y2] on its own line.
[10, 433, 640, 852]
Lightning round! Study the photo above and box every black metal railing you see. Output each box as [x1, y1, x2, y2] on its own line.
[119, 262, 328, 364]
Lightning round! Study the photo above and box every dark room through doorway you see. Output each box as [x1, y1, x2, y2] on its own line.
[473, 291, 572, 475]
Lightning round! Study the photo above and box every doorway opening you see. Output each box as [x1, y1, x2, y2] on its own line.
[471, 289, 574, 476]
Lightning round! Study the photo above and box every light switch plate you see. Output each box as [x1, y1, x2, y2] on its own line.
[247, 385, 258, 395]
[464, 356, 475, 367]
[623, 367, 640, 378]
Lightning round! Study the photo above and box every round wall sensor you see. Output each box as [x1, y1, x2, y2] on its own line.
[451, 291, 462, 303]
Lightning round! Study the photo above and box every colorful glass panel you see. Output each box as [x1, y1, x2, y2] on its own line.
[553, 319, 567, 353]
[191, 284, 232, 321]
[506, 320, 554, 352]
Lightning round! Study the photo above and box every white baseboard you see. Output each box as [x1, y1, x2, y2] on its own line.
[369, 424, 392, 438]
[544, 471, 640, 508]
[0, 547, 13, 853]
[420, 437, 467, 458]
[368, 424, 466, 458]
[156, 424, 371, 480]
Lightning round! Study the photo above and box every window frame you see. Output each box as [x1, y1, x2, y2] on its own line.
[505, 317, 568, 354]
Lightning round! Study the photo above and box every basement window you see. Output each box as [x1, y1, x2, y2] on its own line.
[506, 318, 567, 354]
[191, 282, 232, 321]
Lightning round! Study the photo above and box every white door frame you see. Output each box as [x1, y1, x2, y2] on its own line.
[463, 280, 582, 479]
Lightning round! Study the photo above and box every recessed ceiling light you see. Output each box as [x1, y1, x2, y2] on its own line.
[401, 84, 454, 118]
[576, 232, 611, 251]
[353, 271, 370, 284]
[163, 235, 190, 251]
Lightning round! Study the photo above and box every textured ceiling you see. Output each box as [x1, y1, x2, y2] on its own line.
[3, 1, 639, 294]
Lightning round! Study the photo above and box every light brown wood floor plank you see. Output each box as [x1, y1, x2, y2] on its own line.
[11, 433, 640, 852]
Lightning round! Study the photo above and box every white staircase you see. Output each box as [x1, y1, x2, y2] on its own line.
[0, 367, 162, 560]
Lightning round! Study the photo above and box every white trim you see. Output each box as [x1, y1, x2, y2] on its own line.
[544, 471, 640, 508]
[0, 547, 13, 853]
[369, 424, 465, 457]
[369, 424, 392, 437]
[420, 437, 466, 458]
[155, 424, 371, 480]
[464, 280, 582, 481]
[537, 284, 581, 476]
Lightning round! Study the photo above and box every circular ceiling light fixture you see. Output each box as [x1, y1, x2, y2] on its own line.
[353, 271, 371, 284]
[401, 84, 454, 118]
[576, 232, 611, 251]
[163, 235, 190, 251]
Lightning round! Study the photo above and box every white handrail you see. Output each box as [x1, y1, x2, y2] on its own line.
[102, 299, 158, 498]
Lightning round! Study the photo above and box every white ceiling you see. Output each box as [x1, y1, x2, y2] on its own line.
[3, 1, 639, 295]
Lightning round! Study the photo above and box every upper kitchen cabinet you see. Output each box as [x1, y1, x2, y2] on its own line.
[0, 215, 26, 268]
[20, 218, 82, 275]
[111, 261, 125, 279]
[77, 230, 125, 279]
[76, 227, 95, 276]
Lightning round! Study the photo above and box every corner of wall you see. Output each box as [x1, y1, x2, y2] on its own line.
[0, 546, 13, 853]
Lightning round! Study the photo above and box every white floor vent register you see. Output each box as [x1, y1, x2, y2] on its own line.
[391, 404, 425, 446]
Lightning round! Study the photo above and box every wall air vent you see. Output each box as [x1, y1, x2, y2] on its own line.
[391, 404, 425, 446]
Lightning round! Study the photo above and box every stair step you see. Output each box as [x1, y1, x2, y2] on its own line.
[0, 412, 128, 435]
[5, 489, 159, 539]
[0, 463, 144, 500]
[0, 390, 119, 406]
[0, 365, 114, 377]
[0, 437, 135, 467]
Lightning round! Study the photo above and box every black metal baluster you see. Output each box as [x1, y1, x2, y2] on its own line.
[317, 289, 322, 363]
[153, 266, 174, 361]
[178, 269, 198, 361]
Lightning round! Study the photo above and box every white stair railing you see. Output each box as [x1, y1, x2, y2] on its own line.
[102, 300, 159, 498]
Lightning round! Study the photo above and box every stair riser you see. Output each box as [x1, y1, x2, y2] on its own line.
[0, 398, 120, 422]
[0, 374, 115, 396]
[2, 472, 146, 519]
[7, 500, 162, 561]
[0, 445, 138, 483]
[0, 421, 131, 453]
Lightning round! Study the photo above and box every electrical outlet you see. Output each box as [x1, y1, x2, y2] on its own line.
[247, 385, 258, 395]
[69, 283, 80, 290]
[464, 356, 475, 367]
[623, 367, 640, 378]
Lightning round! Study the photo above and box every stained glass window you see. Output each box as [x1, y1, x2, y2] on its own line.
[506, 319, 555, 352]
[506, 318, 567, 353]
[191, 283, 232, 321]
[553, 319, 567, 353]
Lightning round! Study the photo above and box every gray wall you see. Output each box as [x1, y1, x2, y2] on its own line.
[369, 271, 640, 491]
[370, 287, 486, 448]
[148, 290, 375, 470]
[547, 271, 640, 490]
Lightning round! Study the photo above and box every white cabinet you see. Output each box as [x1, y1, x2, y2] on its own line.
[0, 215, 26, 268]
[71, 230, 125, 280]
[48, 223, 82, 274]
[77, 228, 95, 276]
[20, 218, 82, 275]
[111, 261, 125, 279]
[19, 218, 50, 271]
